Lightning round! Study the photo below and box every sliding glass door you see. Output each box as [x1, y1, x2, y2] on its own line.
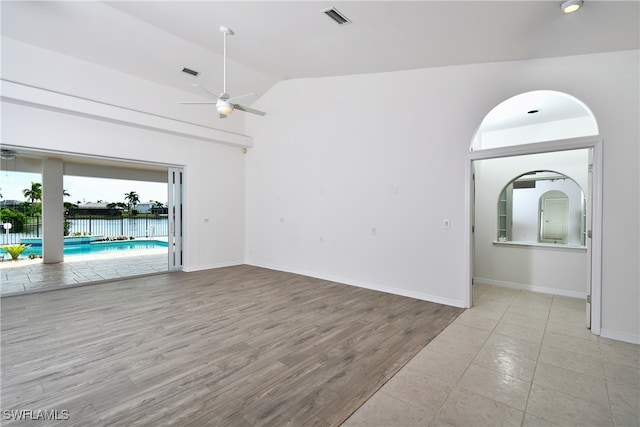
[168, 167, 183, 271]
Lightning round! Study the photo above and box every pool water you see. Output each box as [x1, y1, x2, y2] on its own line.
[22, 240, 168, 257]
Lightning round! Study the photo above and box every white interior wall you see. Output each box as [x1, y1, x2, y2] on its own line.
[2, 36, 247, 134]
[246, 50, 639, 343]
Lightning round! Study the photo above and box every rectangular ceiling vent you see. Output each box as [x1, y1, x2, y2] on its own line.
[322, 7, 351, 25]
[182, 67, 199, 77]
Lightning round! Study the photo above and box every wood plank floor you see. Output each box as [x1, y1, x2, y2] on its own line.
[1, 265, 463, 426]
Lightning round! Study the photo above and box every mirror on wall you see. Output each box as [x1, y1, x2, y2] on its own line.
[497, 170, 586, 246]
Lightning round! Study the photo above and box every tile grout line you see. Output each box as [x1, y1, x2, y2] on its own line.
[598, 336, 618, 427]
[519, 292, 553, 427]
[428, 288, 519, 427]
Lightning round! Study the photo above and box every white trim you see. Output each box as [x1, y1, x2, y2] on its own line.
[464, 158, 473, 308]
[590, 141, 603, 335]
[168, 167, 184, 272]
[600, 329, 640, 345]
[465, 137, 603, 334]
[468, 136, 601, 160]
[1, 79, 253, 148]
[492, 241, 587, 252]
[474, 277, 587, 299]
[247, 261, 467, 308]
[183, 260, 245, 272]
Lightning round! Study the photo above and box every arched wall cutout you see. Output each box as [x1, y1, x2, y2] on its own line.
[470, 90, 599, 151]
[497, 170, 585, 246]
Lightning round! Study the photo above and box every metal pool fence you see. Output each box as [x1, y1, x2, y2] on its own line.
[1, 214, 169, 245]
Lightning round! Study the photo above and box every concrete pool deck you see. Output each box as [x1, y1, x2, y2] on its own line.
[0, 249, 168, 296]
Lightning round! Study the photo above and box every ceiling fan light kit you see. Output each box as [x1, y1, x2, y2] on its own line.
[216, 98, 234, 115]
[178, 26, 266, 118]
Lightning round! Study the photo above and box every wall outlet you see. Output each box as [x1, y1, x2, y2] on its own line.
[443, 219, 451, 229]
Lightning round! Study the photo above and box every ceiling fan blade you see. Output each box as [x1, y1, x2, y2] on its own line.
[178, 29, 266, 119]
[233, 104, 266, 116]
[227, 93, 259, 104]
[190, 83, 220, 100]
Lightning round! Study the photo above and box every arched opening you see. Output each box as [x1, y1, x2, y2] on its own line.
[466, 90, 602, 334]
[470, 90, 598, 150]
[498, 170, 585, 246]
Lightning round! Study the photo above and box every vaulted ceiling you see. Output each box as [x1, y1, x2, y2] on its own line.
[3, 1, 638, 100]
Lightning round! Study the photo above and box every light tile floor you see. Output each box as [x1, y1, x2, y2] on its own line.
[343, 283, 640, 427]
[0, 249, 167, 296]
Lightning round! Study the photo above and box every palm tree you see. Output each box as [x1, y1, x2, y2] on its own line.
[22, 182, 42, 204]
[124, 191, 140, 214]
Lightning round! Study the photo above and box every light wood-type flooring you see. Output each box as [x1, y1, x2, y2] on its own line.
[1, 265, 463, 426]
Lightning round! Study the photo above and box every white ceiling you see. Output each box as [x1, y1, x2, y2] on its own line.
[1, 1, 639, 130]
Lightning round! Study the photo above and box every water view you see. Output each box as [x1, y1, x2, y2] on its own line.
[22, 239, 168, 257]
[2, 217, 169, 245]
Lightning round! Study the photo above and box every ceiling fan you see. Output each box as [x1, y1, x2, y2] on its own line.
[179, 26, 266, 118]
[1, 149, 17, 160]
[0, 149, 46, 160]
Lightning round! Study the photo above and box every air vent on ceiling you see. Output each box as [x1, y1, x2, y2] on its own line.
[322, 7, 351, 25]
[513, 180, 536, 189]
[182, 67, 199, 77]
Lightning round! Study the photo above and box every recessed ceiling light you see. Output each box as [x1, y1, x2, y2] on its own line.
[322, 7, 352, 25]
[560, 0, 583, 14]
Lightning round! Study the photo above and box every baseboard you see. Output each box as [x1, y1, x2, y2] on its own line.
[247, 261, 467, 308]
[473, 277, 587, 299]
[183, 260, 245, 273]
[600, 328, 640, 345]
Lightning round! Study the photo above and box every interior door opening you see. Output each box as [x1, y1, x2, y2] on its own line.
[466, 139, 602, 334]
[467, 89, 601, 334]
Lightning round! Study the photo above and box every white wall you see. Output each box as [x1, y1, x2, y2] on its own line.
[473, 150, 589, 297]
[245, 73, 472, 307]
[246, 50, 639, 343]
[2, 36, 248, 134]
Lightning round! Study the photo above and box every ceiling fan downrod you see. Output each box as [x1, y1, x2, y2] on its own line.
[220, 26, 234, 95]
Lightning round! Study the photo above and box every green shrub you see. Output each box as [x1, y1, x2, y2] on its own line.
[0, 209, 27, 233]
[0, 244, 31, 260]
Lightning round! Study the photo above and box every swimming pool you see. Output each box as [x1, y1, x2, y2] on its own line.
[22, 240, 168, 257]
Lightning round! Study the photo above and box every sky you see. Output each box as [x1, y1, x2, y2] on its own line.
[0, 171, 167, 205]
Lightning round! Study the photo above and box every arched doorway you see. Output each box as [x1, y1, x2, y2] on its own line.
[465, 90, 602, 334]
